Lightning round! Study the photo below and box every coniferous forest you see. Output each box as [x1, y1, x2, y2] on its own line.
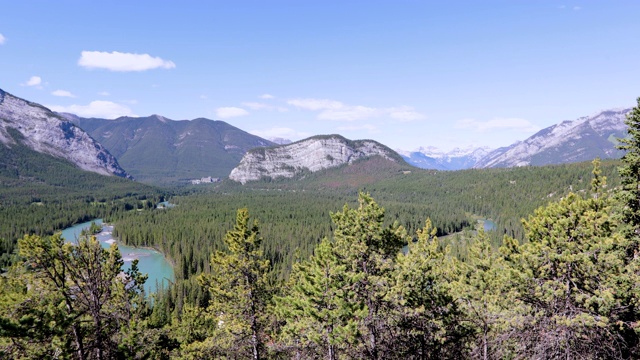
[2, 100, 640, 359]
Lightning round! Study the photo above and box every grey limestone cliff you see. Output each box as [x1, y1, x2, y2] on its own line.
[0, 89, 130, 178]
[229, 135, 398, 184]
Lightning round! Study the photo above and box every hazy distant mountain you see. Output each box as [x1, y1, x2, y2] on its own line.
[474, 109, 630, 168]
[268, 137, 292, 145]
[398, 146, 492, 170]
[0, 89, 130, 178]
[229, 134, 403, 184]
[66, 115, 274, 185]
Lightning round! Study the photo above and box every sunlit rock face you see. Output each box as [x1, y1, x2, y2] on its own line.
[474, 108, 631, 168]
[0, 88, 130, 178]
[229, 135, 397, 184]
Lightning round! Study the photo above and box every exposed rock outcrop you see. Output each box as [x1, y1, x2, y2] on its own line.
[0, 89, 131, 178]
[474, 109, 630, 168]
[229, 135, 399, 184]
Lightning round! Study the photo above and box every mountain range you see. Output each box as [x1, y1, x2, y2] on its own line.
[473, 108, 629, 168]
[401, 108, 630, 170]
[0, 88, 634, 187]
[63, 114, 273, 184]
[397, 146, 492, 171]
[0, 89, 130, 178]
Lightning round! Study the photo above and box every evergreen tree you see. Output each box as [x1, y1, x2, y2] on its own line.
[274, 238, 356, 359]
[451, 228, 513, 360]
[500, 160, 639, 358]
[182, 208, 270, 359]
[330, 192, 406, 359]
[618, 97, 640, 245]
[390, 219, 471, 359]
[0, 233, 148, 360]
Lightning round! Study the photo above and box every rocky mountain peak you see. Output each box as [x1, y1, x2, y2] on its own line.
[229, 134, 399, 184]
[474, 108, 631, 168]
[0, 89, 131, 178]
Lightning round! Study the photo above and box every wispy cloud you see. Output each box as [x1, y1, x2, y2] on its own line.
[318, 105, 377, 121]
[52, 89, 76, 98]
[0, 33, 5, 45]
[98, 91, 110, 96]
[388, 106, 426, 122]
[48, 101, 135, 119]
[23, 76, 42, 88]
[216, 107, 249, 119]
[573, 6, 581, 11]
[78, 51, 176, 72]
[287, 97, 425, 122]
[455, 117, 539, 133]
[337, 124, 379, 132]
[250, 127, 310, 140]
[259, 94, 275, 99]
[242, 102, 288, 112]
[288, 98, 343, 111]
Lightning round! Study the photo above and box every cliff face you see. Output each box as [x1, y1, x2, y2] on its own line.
[229, 135, 398, 184]
[0, 89, 130, 178]
[474, 109, 630, 168]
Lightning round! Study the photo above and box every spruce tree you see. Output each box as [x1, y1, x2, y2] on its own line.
[618, 97, 640, 251]
[500, 160, 638, 358]
[391, 219, 471, 359]
[184, 209, 270, 359]
[275, 238, 356, 359]
[329, 192, 406, 359]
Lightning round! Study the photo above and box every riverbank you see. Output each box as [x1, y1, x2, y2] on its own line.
[61, 219, 175, 294]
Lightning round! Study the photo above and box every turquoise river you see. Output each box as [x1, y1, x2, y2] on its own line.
[61, 219, 174, 294]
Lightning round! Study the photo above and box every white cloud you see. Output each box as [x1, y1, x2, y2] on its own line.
[259, 94, 274, 99]
[288, 98, 344, 111]
[337, 124, 378, 132]
[573, 6, 581, 11]
[98, 91, 110, 96]
[250, 127, 310, 140]
[388, 107, 426, 122]
[242, 102, 288, 112]
[47, 101, 135, 119]
[318, 105, 378, 121]
[455, 117, 539, 133]
[78, 51, 176, 72]
[288, 97, 426, 122]
[52, 89, 76, 98]
[0, 33, 5, 45]
[24, 76, 42, 87]
[200, 95, 208, 99]
[216, 107, 249, 119]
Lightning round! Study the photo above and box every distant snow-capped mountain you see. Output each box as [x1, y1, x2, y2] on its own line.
[474, 109, 630, 168]
[268, 137, 292, 145]
[398, 146, 492, 170]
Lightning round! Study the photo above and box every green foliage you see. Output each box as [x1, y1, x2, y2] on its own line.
[73, 116, 273, 185]
[178, 209, 270, 359]
[617, 97, 640, 247]
[274, 238, 355, 359]
[390, 219, 472, 358]
[0, 233, 153, 359]
[499, 161, 639, 358]
[0, 138, 163, 269]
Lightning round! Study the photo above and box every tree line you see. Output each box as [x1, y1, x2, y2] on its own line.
[1, 99, 639, 358]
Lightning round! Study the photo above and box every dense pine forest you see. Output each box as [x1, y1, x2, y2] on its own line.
[2, 101, 640, 358]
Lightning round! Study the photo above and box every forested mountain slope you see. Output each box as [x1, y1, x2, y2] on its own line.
[66, 114, 274, 185]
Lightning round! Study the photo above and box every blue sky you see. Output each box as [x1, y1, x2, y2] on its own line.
[1, 1, 639, 151]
